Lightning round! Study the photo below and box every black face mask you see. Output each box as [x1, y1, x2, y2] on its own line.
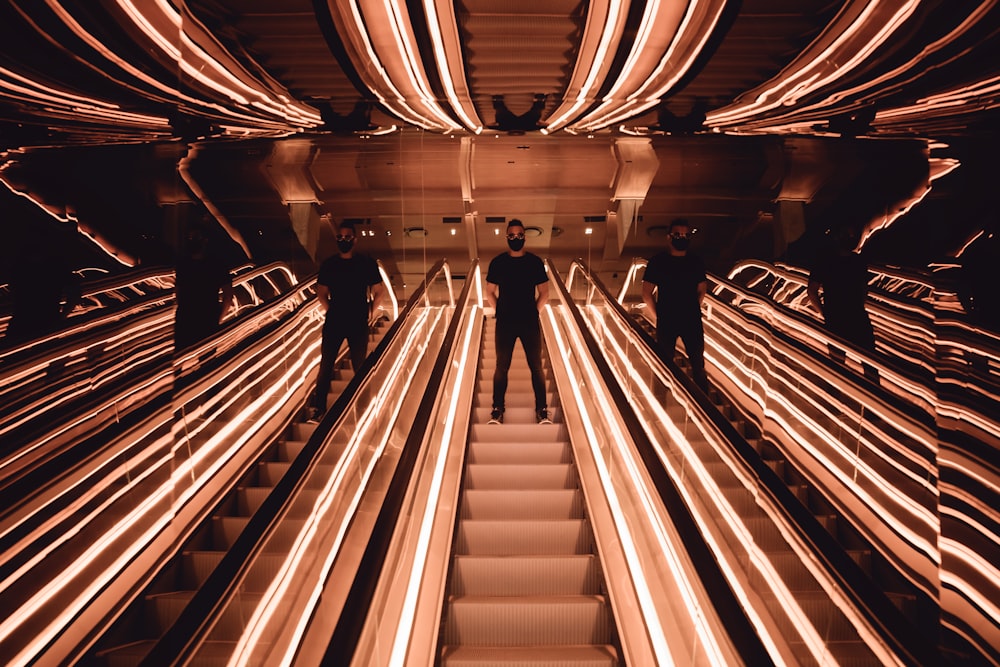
[507, 237, 525, 252]
[670, 236, 690, 252]
[337, 238, 355, 254]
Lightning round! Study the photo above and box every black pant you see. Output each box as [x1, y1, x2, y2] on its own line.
[313, 321, 369, 411]
[493, 319, 547, 411]
[657, 319, 708, 390]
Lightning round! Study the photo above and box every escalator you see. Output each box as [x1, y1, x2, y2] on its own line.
[86, 318, 391, 665]
[439, 316, 620, 664]
[566, 260, 938, 665]
[620, 258, 937, 634]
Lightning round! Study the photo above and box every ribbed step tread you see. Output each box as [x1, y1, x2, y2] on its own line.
[464, 464, 577, 489]
[474, 407, 562, 424]
[440, 644, 618, 666]
[456, 520, 592, 555]
[181, 551, 285, 591]
[467, 441, 572, 465]
[450, 555, 601, 596]
[443, 596, 613, 645]
[471, 424, 564, 442]
[461, 489, 584, 520]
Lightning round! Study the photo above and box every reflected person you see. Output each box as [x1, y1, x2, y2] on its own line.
[174, 217, 234, 349]
[642, 218, 709, 391]
[308, 221, 385, 423]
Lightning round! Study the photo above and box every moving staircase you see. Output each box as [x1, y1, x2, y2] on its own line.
[87, 319, 391, 665]
[439, 316, 621, 665]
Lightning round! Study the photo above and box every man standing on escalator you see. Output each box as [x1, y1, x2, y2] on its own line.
[642, 217, 709, 391]
[308, 220, 385, 423]
[486, 219, 551, 425]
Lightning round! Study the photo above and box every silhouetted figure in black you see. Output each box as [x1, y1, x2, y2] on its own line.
[307, 220, 385, 422]
[957, 226, 1000, 331]
[808, 226, 879, 381]
[827, 104, 876, 138]
[491, 94, 546, 132]
[3, 229, 81, 347]
[317, 100, 374, 134]
[642, 218, 709, 391]
[656, 98, 708, 134]
[174, 218, 234, 349]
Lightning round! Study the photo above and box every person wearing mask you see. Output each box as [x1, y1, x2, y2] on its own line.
[642, 217, 709, 390]
[486, 219, 551, 424]
[174, 216, 234, 349]
[308, 220, 385, 422]
[807, 225, 879, 380]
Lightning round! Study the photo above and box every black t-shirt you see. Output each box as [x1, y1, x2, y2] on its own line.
[486, 251, 547, 324]
[175, 257, 230, 318]
[642, 251, 707, 322]
[317, 254, 381, 324]
[809, 251, 871, 326]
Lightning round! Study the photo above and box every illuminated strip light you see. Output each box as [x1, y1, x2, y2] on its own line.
[0, 177, 133, 266]
[707, 1, 922, 128]
[226, 309, 437, 665]
[4, 318, 317, 664]
[172, 331, 322, 509]
[701, 318, 942, 567]
[388, 304, 477, 666]
[43, 1, 315, 129]
[0, 412, 170, 578]
[571, 0, 728, 132]
[706, 303, 941, 505]
[0, 342, 171, 480]
[423, 0, 482, 132]
[581, 306, 851, 666]
[542, 0, 628, 133]
[876, 76, 1000, 122]
[115, 0, 320, 126]
[324, 0, 460, 131]
[0, 437, 174, 667]
[939, 538, 1000, 625]
[0, 66, 141, 114]
[764, 3, 1000, 128]
[545, 305, 697, 665]
[1, 318, 310, 590]
[378, 264, 400, 320]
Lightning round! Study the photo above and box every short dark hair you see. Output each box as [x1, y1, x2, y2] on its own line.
[507, 218, 525, 230]
[338, 221, 356, 234]
[669, 218, 690, 230]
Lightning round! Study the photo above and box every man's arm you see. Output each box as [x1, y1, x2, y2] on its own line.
[535, 281, 550, 311]
[641, 280, 657, 323]
[370, 282, 386, 314]
[219, 279, 235, 322]
[807, 279, 823, 314]
[316, 284, 331, 314]
[697, 279, 707, 306]
[486, 281, 499, 310]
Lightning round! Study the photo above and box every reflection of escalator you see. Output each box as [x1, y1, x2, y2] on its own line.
[568, 261, 937, 664]
[439, 318, 621, 663]
[87, 318, 390, 665]
[622, 263, 937, 637]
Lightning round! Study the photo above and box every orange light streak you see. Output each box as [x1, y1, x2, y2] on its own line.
[576, 0, 728, 131]
[582, 307, 850, 663]
[225, 309, 438, 664]
[707, 0, 922, 127]
[547, 304, 707, 663]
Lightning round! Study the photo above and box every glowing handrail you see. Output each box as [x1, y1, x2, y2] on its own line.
[0, 281, 318, 666]
[620, 257, 1000, 661]
[139, 261, 454, 666]
[567, 259, 937, 665]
